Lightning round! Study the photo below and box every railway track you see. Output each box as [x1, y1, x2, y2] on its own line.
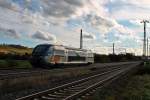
[16, 62, 141, 100]
[0, 62, 140, 79]
[0, 69, 53, 79]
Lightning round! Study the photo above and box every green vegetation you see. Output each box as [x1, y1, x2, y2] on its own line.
[120, 74, 150, 100]
[94, 53, 141, 63]
[120, 62, 150, 100]
[0, 44, 141, 69]
[91, 62, 150, 100]
[0, 66, 93, 100]
[0, 60, 32, 69]
[0, 44, 32, 69]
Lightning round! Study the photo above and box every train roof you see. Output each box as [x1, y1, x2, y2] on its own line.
[36, 44, 91, 52]
[37, 44, 53, 46]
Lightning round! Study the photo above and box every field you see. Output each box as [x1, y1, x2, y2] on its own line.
[0, 44, 32, 55]
[0, 44, 32, 69]
[120, 62, 150, 100]
[90, 62, 150, 100]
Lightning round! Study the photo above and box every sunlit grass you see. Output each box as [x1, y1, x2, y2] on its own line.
[0, 46, 32, 55]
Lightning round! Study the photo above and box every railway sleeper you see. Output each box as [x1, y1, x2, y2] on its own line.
[56, 89, 75, 94]
[68, 86, 86, 90]
[41, 96, 58, 100]
[62, 88, 82, 92]
[47, 94, 66, 98]
[53, 90, 76, 95]
[53, 91, 68, 95]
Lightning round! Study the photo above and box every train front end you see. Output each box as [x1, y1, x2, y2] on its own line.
[30, 44, 53, 68]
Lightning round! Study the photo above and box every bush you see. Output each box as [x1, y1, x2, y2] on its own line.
[94, 53, 141, 63]
[0, 60, 8, 68]
[0, 53, 31, 60]
[137, 62, 150, 75]
[0, 60, 32, 69]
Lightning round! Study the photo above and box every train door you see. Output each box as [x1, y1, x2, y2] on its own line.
[65, 49, 68, 62]
[46, 46, 54, 63]
[86, 51, 94, 63]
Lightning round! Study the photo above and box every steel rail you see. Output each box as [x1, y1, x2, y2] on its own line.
[16, 62, 140, 100]
[0, 62, 140, 79]
[64, 63, 138, 100]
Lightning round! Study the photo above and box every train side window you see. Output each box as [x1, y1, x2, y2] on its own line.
[79, 51, 86, 57]
[54, 50, 65, 56]
[68, 50, 76, 56]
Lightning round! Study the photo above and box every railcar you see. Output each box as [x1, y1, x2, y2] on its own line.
[30, 44, 94, 68]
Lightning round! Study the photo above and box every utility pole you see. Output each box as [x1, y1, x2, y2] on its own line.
[147, 38, 149, 57]
[113, 43, 115, 55]
[149, 44, 150, 58]
[80, 29, 83, 49]
[125, 48, 127, 54]
[141, 20, 149, 58]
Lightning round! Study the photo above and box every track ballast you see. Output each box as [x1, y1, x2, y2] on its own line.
[16, 62, 141, 100]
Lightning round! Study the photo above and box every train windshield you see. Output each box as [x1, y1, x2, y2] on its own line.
[32, 45, 51, 56]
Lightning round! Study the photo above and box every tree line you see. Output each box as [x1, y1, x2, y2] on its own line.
[0, 52, 141, 62]
[94, 53, 141, 63]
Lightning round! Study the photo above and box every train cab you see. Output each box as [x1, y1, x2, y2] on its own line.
[30, 44, 53, 67]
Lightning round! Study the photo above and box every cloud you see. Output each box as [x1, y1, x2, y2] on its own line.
[32, 31, 56, 42]
[0, 0, 114, 33]
[129, 20, 141, 26]
[114, 25, 134, 35]
[93, 44, 142, 55]
[0, 0, 144, 54]
[0, 0, 20, 11]
[108, 0, 150, 20]
[9, 0, 108, 25]
[0, 27, 20, 39]
[0, 0, 13, 9]
[19, 0, 87, 25]
[41, 0, 85, 17]
[93, 45, 118, 55]
[83, 32, 96, 40]
[84, 14, 117, 34]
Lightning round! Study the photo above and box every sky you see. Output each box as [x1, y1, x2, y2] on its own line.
[0, 0, 150, 55]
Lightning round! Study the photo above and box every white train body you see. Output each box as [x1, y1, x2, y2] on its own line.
[31, 44, 94, 67]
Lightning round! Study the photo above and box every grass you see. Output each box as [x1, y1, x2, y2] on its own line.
[89, 62, 150, 100]
[0, 45, 32, 55]
[0, 44, 32, 69]
[120, 62, 150, 100]
[0, 60, 32, 69]
[0, 66, 93, 100]
[120, 74, 150, 100]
